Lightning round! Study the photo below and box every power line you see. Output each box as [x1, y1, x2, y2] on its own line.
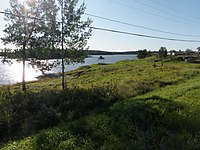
[0, 11, 25, 18]
[1, 9, 200, 43]
[90, 26, 200, 43]
[2, 9, 200, 39]
[149, 0, 200, 22]
[132, 0, 200, 25]
[0, 10, 50, 21]
[108, 0, 200, 28]
[85, 13, 200, 38]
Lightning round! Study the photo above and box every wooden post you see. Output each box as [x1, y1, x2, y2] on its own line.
[153, 60, 156, 68]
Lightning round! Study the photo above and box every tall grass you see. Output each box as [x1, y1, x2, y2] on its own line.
[1, 59, 200, 149]
[0, 84, 123, 142]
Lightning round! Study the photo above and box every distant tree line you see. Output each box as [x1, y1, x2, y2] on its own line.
[137, 47, 200, 60]
[87, 50, 137, 55]
[0, 49, 138, 59]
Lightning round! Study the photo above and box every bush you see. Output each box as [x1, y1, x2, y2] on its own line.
[137, 49, 150, 59]
[0, 85, 123, 141]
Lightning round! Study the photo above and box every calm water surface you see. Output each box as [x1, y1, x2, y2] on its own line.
[0, 55, 136, 85]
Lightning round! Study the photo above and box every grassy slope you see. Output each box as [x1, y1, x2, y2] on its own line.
[25, 59, 200, 95]
[1, 59, 200, 149]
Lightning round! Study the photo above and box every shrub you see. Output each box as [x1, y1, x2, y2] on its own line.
[0, 85, 123, 141]
[137, 49, 149, 59]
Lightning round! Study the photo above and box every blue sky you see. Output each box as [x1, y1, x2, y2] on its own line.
[1, 0, 200, 51]
[85, 0, 200, 51]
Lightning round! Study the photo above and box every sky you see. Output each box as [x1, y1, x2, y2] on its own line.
[1, 0, 200, 52]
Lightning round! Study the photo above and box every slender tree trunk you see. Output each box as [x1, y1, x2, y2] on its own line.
[22, 42, 26, 91]
[61, 53, 65, 89]
[61, 0, 65, 90]
[61, 44, 65, 89]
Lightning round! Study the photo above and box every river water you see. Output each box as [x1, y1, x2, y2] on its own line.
[0, 55, 136, 85]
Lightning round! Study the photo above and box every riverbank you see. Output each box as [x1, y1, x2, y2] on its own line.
[1, 58, 200, 149]
[0, 54, 136, 85]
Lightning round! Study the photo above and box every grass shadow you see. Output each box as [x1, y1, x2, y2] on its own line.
[60, 95, 200, 149]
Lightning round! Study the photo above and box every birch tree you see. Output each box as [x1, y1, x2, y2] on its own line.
[2, 0, 45, 91]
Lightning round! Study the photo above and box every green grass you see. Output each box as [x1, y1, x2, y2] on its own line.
[1, 59, 200, 149]
[20, 59, 200, 96]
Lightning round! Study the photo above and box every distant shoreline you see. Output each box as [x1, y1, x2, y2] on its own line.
[87, 50, 137, 55]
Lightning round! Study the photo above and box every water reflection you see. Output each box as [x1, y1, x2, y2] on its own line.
[0, 59, 42, 85]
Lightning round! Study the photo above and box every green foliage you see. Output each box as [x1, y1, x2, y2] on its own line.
[159, 46, 168, 58]
[185, 49, 194, 55]
[0, 137, 34, 150]
[0, 84, 123, 141]
[2, 0, 41, 47]
[34, 129, 74, 150]
[137, 49, 150, 59]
